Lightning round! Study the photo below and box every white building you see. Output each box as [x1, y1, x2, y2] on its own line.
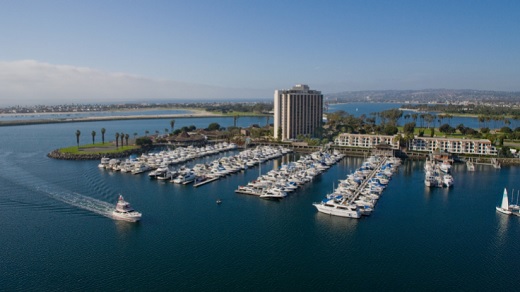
[274, 84, 323, 141]
[409, 136, 497, 155]
[334, 133, 399, 149]
[333, 133, 498, 156]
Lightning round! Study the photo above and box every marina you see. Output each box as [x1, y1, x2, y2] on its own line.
[313, 155, 400, 218]
[235, 150, 345, 198]
[1, 114, 519, 291]
[424, 159, 455, 188]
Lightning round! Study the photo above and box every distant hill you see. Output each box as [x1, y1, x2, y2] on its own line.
[325, 89, 520, 104]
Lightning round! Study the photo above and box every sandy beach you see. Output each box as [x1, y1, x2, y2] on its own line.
[0, 109, 222, 126]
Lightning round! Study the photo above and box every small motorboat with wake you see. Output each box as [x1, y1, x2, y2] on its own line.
[112, 195, 142, 222]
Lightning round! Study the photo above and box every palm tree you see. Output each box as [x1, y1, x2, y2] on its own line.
[125, 134, 129, 146]
[101, 128, 106, 144]
[478, 115, 485, 128]
[120, 132, 125, 147]
[91, 130, 96, 144]
[75, 130, 81, 149]
[115, 132, 120, 148]
[133, 132, 138, 141]
[170, 119, 175, 132]
[411, 113, 418, 124]
[145, 130, 149, 136]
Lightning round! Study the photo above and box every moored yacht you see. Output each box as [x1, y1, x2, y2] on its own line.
[259, 188, 287, 200]
[443, 174, 454, 188]
[112, 195, 142, 222]
[312, 199, 361, 218]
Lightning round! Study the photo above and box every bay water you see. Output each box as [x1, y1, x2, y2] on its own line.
[0, 114, 519, 290]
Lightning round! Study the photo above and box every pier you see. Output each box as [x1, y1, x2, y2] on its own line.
[346, 157, 388, 205]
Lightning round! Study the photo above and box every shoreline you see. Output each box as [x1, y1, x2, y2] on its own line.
[0, 110, 225, 127]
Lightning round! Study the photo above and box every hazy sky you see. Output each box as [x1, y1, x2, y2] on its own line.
[1, 0, 519, 105]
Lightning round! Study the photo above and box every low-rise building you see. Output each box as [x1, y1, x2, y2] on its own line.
[334, 133, 497, 156]
[334, 133, 399, 149]
[409, 136, 497, 155]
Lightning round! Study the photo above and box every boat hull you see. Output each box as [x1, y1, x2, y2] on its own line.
[313, 203, 361, 218]
[112, 211, 142, 222]
[495, 206, 512, 215]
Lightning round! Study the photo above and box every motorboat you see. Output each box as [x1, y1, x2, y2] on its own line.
[172, 171, 196, 184]
[313, 199, 361, 218]
[259, 188, 287, 200]
[439, 161, 451, 173]
[443, 174, 454, 187]
[112, 195, 142, 222]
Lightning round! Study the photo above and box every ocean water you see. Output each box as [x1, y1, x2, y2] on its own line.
[0, 115, 519, 290]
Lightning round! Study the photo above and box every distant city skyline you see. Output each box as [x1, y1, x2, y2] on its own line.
[1, 0, 519, 105]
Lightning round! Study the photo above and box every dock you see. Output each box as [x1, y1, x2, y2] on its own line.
[234, 189, 261, 196]
[346, 157, 388, 205]
[193, 176, 220, 187]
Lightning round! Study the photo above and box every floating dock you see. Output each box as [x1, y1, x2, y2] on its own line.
[193, 177, 220, 187]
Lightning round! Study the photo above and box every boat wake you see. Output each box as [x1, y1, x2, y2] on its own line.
[41, 187, 115, 219]
[0, 157, 116, 219]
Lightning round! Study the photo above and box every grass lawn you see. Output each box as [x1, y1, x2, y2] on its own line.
[59, 143, 139, 155]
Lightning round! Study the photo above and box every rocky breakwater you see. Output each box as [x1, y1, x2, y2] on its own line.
[47, 147, 150, 161]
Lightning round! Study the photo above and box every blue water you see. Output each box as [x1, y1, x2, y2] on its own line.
[0, 111, 519, 290]
[0, 109, 191, 121]
[329, 102, 519, 129]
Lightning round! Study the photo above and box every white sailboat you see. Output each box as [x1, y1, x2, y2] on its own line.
[496, 188, 512, 215]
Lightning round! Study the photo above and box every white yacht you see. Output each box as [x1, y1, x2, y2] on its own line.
[149, 166, 168, 179]
[98, 157, 110, 168]
[439, 161, 451, 173]
[112, 195, 142, 222]
[172, 171, 196, 184]
[496, 188, 512, 215]
[313, 199, 361, 218]
[259, 188, 287, 200]
[443, 174, 454, 188]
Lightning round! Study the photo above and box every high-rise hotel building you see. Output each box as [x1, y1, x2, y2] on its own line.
[274, 84, 323, 141]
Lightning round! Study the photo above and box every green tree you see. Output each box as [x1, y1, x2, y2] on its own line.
[207, 122, 221, 131]
[115, 132, 120, 148]
[500, 126, 512, 134]
[75, 130, 81, 149]
[383, 125, 398, 135]
[120, 132, 125, 147]
[439, 123, 451, 134]
[101, 128, 106, 144]
[136, 137, 153, 146]
[125, 133, 129, 146]
[91, 130, 96, 144]
[403, 122, 416, 134]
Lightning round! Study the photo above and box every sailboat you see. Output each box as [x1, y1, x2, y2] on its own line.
[509, 189, 520, 212]
[496, 188, 512, 215]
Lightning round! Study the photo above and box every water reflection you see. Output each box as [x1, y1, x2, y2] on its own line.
[115, 219, 141, 238]
[314, 212, 359, 232]
[495, 213, 510, 247]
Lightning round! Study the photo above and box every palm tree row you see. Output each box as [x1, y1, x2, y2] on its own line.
[74, 120, 176, 148]
[75, 128, 131, 148]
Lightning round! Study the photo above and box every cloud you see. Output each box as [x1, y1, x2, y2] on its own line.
[0, 60, 270, 105]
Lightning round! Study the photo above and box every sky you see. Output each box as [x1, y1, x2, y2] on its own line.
[1, 0, 519, 105]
